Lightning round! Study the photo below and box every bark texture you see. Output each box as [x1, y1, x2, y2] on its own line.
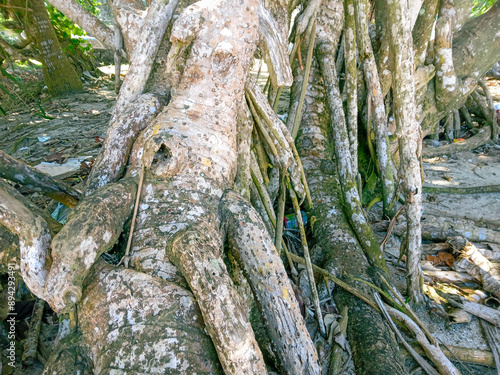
[385, 0, 424, 302]
[26, 0, 83, 96]
[294, 19, 407, 373]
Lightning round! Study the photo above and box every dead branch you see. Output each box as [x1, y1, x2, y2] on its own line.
[0, 150, 81, 207]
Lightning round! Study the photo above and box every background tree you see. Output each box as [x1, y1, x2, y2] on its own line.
[2, 0, 83, 96]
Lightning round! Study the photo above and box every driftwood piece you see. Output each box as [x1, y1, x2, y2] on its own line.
[411, 343, 496, 368]
[421, 261, 477, 284]
[449, 236, 500, 298]
[480, 320, 500, 374]
[0, 150, 81, 207]
[438, 291, 500, 327]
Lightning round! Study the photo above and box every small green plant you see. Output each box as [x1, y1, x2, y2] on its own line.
[471, 0, 496, 17]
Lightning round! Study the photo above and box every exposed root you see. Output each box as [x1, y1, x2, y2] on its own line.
[222, 190, 320, 374]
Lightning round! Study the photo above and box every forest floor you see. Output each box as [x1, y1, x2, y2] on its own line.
[1, 66, 499, 374]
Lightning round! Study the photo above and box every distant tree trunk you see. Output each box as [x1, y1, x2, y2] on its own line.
[27, 0, 83, 96]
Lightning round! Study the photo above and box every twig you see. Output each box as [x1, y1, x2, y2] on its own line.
[329, 306, 349, 375]
[380, 204, 406, 252]
[289, 20, 317, 139]
[290, 188, 326, 336]
[374, 293, 441, 375]
[119, 162, 144, 268]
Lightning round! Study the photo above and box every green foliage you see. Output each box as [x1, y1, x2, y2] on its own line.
[471, 0, 496, 17]
[46, 4, 94, 56]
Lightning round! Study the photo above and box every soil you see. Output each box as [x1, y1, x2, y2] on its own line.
[1, 65, 499, 374]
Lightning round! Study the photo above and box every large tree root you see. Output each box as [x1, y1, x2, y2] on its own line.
[0, 183, 51, 298]
[44, 178, 137, 312]
[42, 260, 222, 375]
[221, 190, 320, 375]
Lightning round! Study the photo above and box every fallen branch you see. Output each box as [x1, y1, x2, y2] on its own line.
[449, 236, 500, 298]
[437, 291, 500, 327]
[422, 127, 491, 158]
[0, 150, 81, 207]
[479, 320, 500, 374]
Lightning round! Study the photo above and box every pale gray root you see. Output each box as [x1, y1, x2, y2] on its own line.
[418, 3, 499, 134]
[294, 0, 322, 36]
[374, 294, 440, 375]
[316, 41, 389, 275]
[415, 64, 437, 91]
[46, 0, 115, 49]
[445, 113, 454, 142]
[44, 178, 137, 313]
[234, 101, 253, 201]
[0, 185, 50, 299]
[246, 81, 305, 202]
[355, 0, 396, 217]
[221, 190, 321, 375]
[454, 110, 461, 139]
[257, 3, 293, 87]
[0, 178, 62, 235]
[449, 236, 500, 299]
[412, 0, 439, 67]
[112, 0, 179, 112]
[385, 304, 462, 375]
[113, 16, 123, 94]
[167, 229, 267, 375]
[0, 150, 81, 207]
[434, 1, 461, 111]
[42, 260, 223, 374]
[250, 151, 277, 226]
[85, 94, 161, 195]
[344, 0, 358, 178]
[108, 0, 146, 54]
[385, 0, 424, 303]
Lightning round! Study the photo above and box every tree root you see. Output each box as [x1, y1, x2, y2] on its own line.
[0, 184, 51, 299]
[222, 190, 320, 375]
[423, 182, 500, 194]
[44, 178, 137, 312]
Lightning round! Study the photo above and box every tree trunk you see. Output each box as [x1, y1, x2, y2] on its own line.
[24, 0, 83, 96]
